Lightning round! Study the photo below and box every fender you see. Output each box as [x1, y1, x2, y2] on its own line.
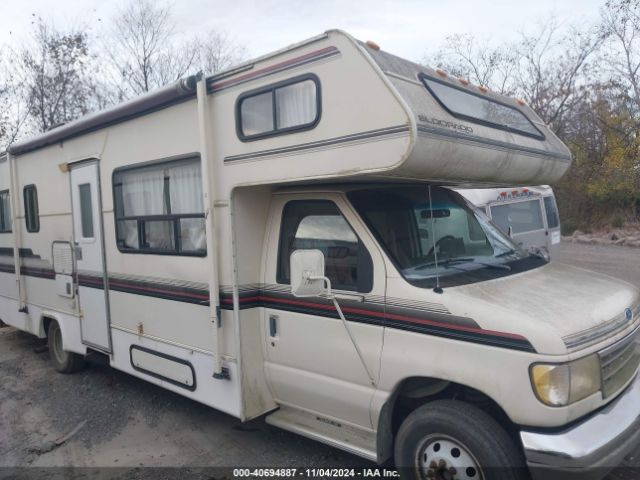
[40, 311, 87, 355]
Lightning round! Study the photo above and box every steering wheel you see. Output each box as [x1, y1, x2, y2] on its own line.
[427, 235, 457, 257]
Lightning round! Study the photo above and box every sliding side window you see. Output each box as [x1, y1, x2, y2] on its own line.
[23, 185, 39, 233]
[237, 74, 321, 141]
[113, 157, 206, 256]
[0, 190, 11, 233]
[276, 200, 373, 293]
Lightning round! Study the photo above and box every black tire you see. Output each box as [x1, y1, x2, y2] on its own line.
[394, 400, 528, 480]
[47, 320, 85, 373]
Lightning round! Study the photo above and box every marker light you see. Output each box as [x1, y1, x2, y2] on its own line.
[365, 40, 380, 51]
[458, 78, 469, 85]
[436, 69, 448, 78]
[478, 85, 489, 93]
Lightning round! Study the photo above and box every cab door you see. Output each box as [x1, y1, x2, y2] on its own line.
[262, 193, 386, 428]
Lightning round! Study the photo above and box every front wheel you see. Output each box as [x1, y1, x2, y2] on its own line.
[394, 400, 527, 480]
[47, 320, 85, 373]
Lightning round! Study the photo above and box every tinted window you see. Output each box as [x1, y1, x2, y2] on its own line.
[420, 74, 543, 138]
[78, 183, 94, 238]
[238, 75, 319, 140]
[491, 200, 544, 234]
[0, 190, 11, 233]
[277, 200, 373, 293]
[113, 157, 205, 256]
[23, 185, 39, 233]
[544, 196, 560, 229]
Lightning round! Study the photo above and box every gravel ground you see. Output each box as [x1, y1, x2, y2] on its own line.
[1, 241, 639, 479]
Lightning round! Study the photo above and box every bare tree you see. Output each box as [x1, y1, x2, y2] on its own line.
[0, 55, 31, 145]
[107, 0, 188, 96]
[516, 21, 605, 135]
[106, 0, 246, 99]
[601, 0, 640, 114]
[424, 34, 520, 95]
[194, 31, 247, 76]
[7, 19, 97, 134]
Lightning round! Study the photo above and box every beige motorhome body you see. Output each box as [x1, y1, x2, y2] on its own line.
[1, 30, 638, 479]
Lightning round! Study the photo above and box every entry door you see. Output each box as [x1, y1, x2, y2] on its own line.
[263, 195, 386, 429]
[70, 161, 111, 352]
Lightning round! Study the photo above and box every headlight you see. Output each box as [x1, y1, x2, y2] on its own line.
[530, 354, 601, 407]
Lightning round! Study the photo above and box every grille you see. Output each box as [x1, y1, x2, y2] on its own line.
[600, 323, 640, 398]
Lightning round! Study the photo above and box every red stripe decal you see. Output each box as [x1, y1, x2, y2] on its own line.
[243, 294, 527, 342]
[210, 46, 338, 91]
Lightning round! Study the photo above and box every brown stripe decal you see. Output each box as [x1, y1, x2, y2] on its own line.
[208, 46, 340, 93]
[220, 287, 535, 352]
[0, 266, 535, 352]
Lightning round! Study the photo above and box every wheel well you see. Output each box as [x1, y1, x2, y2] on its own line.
[42, 316, 56, 336]
[377, 377, 519, 463]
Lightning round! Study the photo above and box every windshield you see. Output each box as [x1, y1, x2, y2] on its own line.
[348, 186, 547, 288]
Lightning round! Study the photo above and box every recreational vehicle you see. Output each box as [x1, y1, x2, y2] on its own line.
[1, 30, 639, 479]
[458, 186, 561, 258]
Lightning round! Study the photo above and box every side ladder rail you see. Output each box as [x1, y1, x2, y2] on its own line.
[8, 152, 27, 315]
[196, 73, 227, 379]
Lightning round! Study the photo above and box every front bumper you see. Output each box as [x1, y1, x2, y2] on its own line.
[521, 372, 640, 480]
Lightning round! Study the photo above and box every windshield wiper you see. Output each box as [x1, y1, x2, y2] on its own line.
[415, 257, 510, 271]
[415, 258, 474, 271]
[475, 261, 511, 271]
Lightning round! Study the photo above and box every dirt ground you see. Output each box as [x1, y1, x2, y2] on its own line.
[1, 241, 639, 479]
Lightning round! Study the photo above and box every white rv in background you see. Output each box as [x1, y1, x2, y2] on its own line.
[1, 30, 639, 480]
[458, 186, 561, 258]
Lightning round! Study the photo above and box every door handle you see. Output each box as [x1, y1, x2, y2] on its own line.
[269, 315, 278, 337]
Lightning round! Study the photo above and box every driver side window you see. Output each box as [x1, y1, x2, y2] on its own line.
[276, 200, 373, 293]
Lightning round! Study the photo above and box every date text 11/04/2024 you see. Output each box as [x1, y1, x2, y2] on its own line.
[232, 469, 400, 477]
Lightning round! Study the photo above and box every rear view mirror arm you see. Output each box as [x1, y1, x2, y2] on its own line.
[306, 273, 377, 387]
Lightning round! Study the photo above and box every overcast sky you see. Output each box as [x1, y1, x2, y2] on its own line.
[0, 0, 604, 62]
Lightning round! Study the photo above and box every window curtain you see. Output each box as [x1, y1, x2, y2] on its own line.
[168, 162, 203, 214]
[167, 162, 206, 252]
[120, 169, 165, 248]
[276, 81, 316, 129]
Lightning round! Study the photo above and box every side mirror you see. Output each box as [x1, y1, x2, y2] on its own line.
[290, 249, 327, 297]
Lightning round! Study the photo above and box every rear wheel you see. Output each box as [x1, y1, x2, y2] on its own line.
[394, 400, 527, 480]
[47, 320, 85, 373]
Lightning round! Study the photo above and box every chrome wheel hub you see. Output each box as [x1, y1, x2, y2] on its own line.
[417, 435, 483, 480]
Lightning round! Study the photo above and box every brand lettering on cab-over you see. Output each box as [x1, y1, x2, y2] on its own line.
[418, 114, 474, 134]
